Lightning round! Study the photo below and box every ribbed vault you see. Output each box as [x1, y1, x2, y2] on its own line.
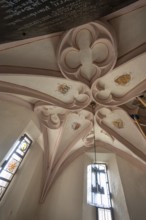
[0, 18, 146, 202]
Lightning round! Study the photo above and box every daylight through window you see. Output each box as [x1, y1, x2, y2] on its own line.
[87, 163, 113, 220]
[0, 134, 32, 200]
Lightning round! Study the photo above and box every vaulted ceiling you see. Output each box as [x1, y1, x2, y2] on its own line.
[0, 1, 146, 202]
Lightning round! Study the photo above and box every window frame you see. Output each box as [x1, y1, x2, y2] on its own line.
[87, 163, 114, 220]
[0, 134, 32, 201]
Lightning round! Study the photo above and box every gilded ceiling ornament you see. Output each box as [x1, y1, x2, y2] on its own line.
[57, 83, 71, 94]
[112, 119, 124, 129]
[72, 122, 81, 130]
[114, 73, 131, 85]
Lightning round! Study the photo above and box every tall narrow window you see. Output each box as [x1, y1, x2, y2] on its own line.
[0, 134, 32, 200]
[87, 163, 113, 220]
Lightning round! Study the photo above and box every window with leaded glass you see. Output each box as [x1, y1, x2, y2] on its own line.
[87, 163, 113, 220]
[0, 134, 32, 200]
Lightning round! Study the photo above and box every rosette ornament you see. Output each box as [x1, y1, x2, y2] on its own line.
[57, 21, 117, 86]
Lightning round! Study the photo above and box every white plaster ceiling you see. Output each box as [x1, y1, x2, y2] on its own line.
[0, 5, 146, 202]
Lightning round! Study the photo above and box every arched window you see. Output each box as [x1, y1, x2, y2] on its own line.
[87, 163, 113, 220]
[0, 134, 32, 200]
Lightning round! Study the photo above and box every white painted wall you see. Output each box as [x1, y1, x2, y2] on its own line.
[38, 151, 130, 220]
[84, 152, 130, 220]
[1, 100, 145, 220]
[38, 150, 146, 220]
[38, 154, 85, 220]
[0, 100, 43, 220]
[117, 156, 146, 220]
[0, 100, 40, 162]
[108, 155, 130, 220]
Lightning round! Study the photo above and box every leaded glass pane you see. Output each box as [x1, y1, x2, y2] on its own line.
[0, 134, 32, 200]
[4, 158, 20, 174]
[21, 137, 31, 150]
[0, 170, 13, 181]
[87, 163, 113, 220]
[87, 164, 111, 208]
[12, 153, 22, 162]
[98, 208, 112, 220]
[16, 148, 25, 156]
[16, 138, 30, 156]
[0, 179, 8, 187]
